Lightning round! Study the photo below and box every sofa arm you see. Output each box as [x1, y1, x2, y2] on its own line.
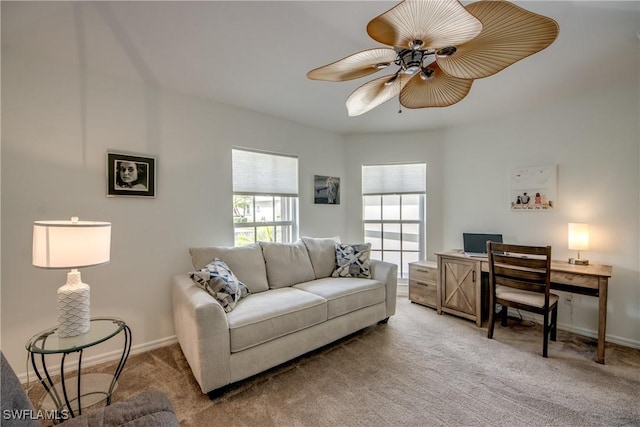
[370, 260, 398, 318]
[172, 275, 231, 394]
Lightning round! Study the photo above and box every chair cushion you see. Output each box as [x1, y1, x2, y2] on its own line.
[189, 244, 269, 293]
[260, 241, 316, 288]
[294, 277, 385, 319]
[496, 286, 559, 309]
[301, 236, 341, 279]
[227, 288, 327, 352]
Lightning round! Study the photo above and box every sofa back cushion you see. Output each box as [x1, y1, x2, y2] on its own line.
[189, 244, 269, 293]
[301, 236, 341, 279]
[260, 241, 315, 288]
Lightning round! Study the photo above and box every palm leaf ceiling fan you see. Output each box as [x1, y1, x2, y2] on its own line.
[307, 0, 559, 117]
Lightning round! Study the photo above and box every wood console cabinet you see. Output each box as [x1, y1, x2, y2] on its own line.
[436, 253, 487, 326]
[408, 260, 438, 309]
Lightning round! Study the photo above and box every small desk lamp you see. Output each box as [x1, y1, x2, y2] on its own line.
[32, 217, 111, 337]
[568, 222, 589, 265]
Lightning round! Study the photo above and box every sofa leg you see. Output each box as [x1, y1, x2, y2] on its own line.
[378, 317, 390, 324]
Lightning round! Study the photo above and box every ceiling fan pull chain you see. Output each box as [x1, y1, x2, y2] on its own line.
[398, 78, 403, 114]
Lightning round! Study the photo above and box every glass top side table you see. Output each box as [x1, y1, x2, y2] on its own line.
[26, 317, 132, 421]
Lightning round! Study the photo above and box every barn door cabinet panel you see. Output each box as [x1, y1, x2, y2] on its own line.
[436, 253, 486, 326]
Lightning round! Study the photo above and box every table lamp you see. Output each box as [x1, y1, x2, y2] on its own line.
[32, 217, 111, 337]
[568, 222, 589, 265]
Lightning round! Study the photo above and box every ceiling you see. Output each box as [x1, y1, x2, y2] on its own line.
[2, 1, 639, 135]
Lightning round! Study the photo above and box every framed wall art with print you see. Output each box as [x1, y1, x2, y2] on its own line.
[107, 151, 156, 198]
[510, 164, 556, 211]
[314, 175, 340, 205]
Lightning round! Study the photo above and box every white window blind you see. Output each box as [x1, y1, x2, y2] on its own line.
[362, 163, 426, 195]
[233, 148, 298, 196]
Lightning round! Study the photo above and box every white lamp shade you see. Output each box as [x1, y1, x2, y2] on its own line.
[33, 219, 111, 269]
[568, 223, 589, 251]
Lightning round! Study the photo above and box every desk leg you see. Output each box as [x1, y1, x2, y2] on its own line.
[596, 278, 608, 364]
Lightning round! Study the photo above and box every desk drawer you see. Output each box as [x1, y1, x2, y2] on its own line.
[409, 280, 437, 309]
[409, 263, 438, 284]
[552, 271, 599, 290]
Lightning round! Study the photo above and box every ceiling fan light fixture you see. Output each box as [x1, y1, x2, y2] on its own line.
[384, 75, 399, 86]
[419, 68, 435, 80]
[404, 65, 421, 75]
[409, 39, 424, 50]
[436, 46, 457, 58]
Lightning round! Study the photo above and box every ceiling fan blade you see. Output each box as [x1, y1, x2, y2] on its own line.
[367, 0, 482, 50]
[346, 73, 414, 116]
[400, 63, 473, 108]
[437, 1, 559, 79]
[307, 48, 398, 82]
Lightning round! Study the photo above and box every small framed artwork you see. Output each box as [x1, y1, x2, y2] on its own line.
[107, 151, 156, 198]
[314, 175, 340, 204]
[510, 164, 556, 211]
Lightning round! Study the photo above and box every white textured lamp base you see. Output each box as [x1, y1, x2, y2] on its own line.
[57, 270, 90, 338]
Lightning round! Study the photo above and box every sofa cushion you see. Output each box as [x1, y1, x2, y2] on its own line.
[294, 277, 385, 319]
[189, 244, 269, 293]
[301, 236, 341, 279]
[260, 241, 316, 288]
[332, 243, 372, 279]
[227, 288, 327, 352]
[189, 259, 251, 313]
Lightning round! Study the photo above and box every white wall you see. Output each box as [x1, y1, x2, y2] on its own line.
[1, 51, 347, 373]
[345, 81, 640, 348]
[344, 132, 445, 260]
[2, 2, 638, 376]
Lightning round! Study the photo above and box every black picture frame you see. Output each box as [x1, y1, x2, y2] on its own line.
[314, 175, 340, 205]
[107, 151, 156, 198]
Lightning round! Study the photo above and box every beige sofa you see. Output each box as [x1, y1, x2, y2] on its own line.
[172, 237, 397, 397]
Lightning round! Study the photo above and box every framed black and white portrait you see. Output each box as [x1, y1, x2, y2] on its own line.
[107, 151, 156, 198]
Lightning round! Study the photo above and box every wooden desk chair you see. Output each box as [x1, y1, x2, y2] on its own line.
[487, 242, 558, 357]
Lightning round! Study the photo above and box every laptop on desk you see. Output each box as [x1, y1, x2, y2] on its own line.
[463, 233, 503, 257]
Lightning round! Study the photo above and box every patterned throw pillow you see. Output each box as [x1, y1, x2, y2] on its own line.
[189, 258, 250, 312]
[332, 243, 372, 279]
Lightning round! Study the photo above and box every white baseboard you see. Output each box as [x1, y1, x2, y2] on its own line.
[18, 335, 177, 384]
[517, 311, 640, 350]
[557, 322, 640, 350]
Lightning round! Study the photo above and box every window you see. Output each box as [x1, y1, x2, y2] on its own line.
[232, 148, 298, 246]
[362, 163, 426, 279]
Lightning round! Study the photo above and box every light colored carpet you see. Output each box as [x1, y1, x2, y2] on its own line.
[28, 297, 640, 426]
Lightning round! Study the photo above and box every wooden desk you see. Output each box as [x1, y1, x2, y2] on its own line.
[436, 250, 613, 364]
